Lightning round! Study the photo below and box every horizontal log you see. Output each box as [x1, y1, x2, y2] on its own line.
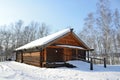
[23, 57, 40, 61]
[23, 56, 40, 60]
[24, 60, 40, 64]
[90, 57, 103, 61]
[23, 59, 40, 63]
[24, 61, 40, 67]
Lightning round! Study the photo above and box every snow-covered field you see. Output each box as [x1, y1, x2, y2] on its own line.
[0, 60, 120, 80]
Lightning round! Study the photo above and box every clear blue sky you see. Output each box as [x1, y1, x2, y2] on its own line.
[0, 0, 120, 33]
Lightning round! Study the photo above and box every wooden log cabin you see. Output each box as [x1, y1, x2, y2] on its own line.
[15, 28, 92, 67]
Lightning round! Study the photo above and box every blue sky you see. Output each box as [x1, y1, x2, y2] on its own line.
[0, 0, 120, 33]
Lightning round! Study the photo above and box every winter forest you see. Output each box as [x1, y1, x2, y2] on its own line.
[79, 0, 120, 64]
[0, 21, 49, 58]
[0, 0, 120, 64]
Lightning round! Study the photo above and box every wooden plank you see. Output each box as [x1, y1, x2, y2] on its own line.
[23, 52, 40, 56]
[91, 57, 103, 60]
[23, 59, 40, 63]
[24, 61, 40, 67]
[47, 46, 64, 48]
[54, 33, 80, 46]
[64, 48, 72, 61]
[44, 48, 47, 66]
[22, 51, 41, 66]
[23, 57, 40, 61]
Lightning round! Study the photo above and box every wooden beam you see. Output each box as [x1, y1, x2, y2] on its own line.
[40, 49, 45, 67]
[15, 52, 17, 61]
[104, 58, 107, 68]
[21, 51, 23, 63]
[64, 48, 66, 61]
[90, 58, 93, 70]
[47, 46, 62, 48]
[39, 51, 42, 67]
[43, 48, 47, 67]
[87, 51, 89, 62]
[76, 49, 78, 60]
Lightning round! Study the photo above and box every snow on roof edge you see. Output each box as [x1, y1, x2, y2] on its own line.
[56, 45, 85, 50]
[15, 28, 72, 51]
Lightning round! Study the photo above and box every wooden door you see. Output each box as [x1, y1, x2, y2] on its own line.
[46, 48, 64, 62]
[71, 49, 76, 60]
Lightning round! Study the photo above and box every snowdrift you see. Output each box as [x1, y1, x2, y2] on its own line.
[0, 61, 120, 80]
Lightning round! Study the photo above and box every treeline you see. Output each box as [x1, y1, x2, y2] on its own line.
[0, 20, 49, 57]
[79, 0, 120, 64]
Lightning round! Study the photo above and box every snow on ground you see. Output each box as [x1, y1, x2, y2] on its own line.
[0, 61, 120, 80]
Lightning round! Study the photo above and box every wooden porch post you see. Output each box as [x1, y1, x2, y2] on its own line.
[87, 50, 89, 62]
[15, 51, 17, 61]
[44, 48, 47, 67]
[104, 58, 106, 68]
[64, 48, 66, 61]
[76, 49, 78, 60]
[40, 50, 42, 67]
[90, 58, 93, 70]
[40, 48, 44, 67]
[21, 51, 23, 63]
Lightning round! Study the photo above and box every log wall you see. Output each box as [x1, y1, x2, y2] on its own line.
[64, 48, 72, 61]
[55, 33, 80, 46]
[23, 52, 40, 67]
[16, 53, 22, 62]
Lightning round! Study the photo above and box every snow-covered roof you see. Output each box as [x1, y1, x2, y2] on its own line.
[15, 28, 71, 51]
[56, 45, 85, 50]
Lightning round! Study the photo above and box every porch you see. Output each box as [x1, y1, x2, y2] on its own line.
[44, 45, 91, 68]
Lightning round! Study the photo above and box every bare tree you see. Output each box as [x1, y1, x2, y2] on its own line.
[12, 20, 24, 48]
[79, 13, 97, 57]
[97, 0, 112, 53]
[0, 19, 50, 60]
[114, 9, 120, 46]
[38, 23, 49, 38]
